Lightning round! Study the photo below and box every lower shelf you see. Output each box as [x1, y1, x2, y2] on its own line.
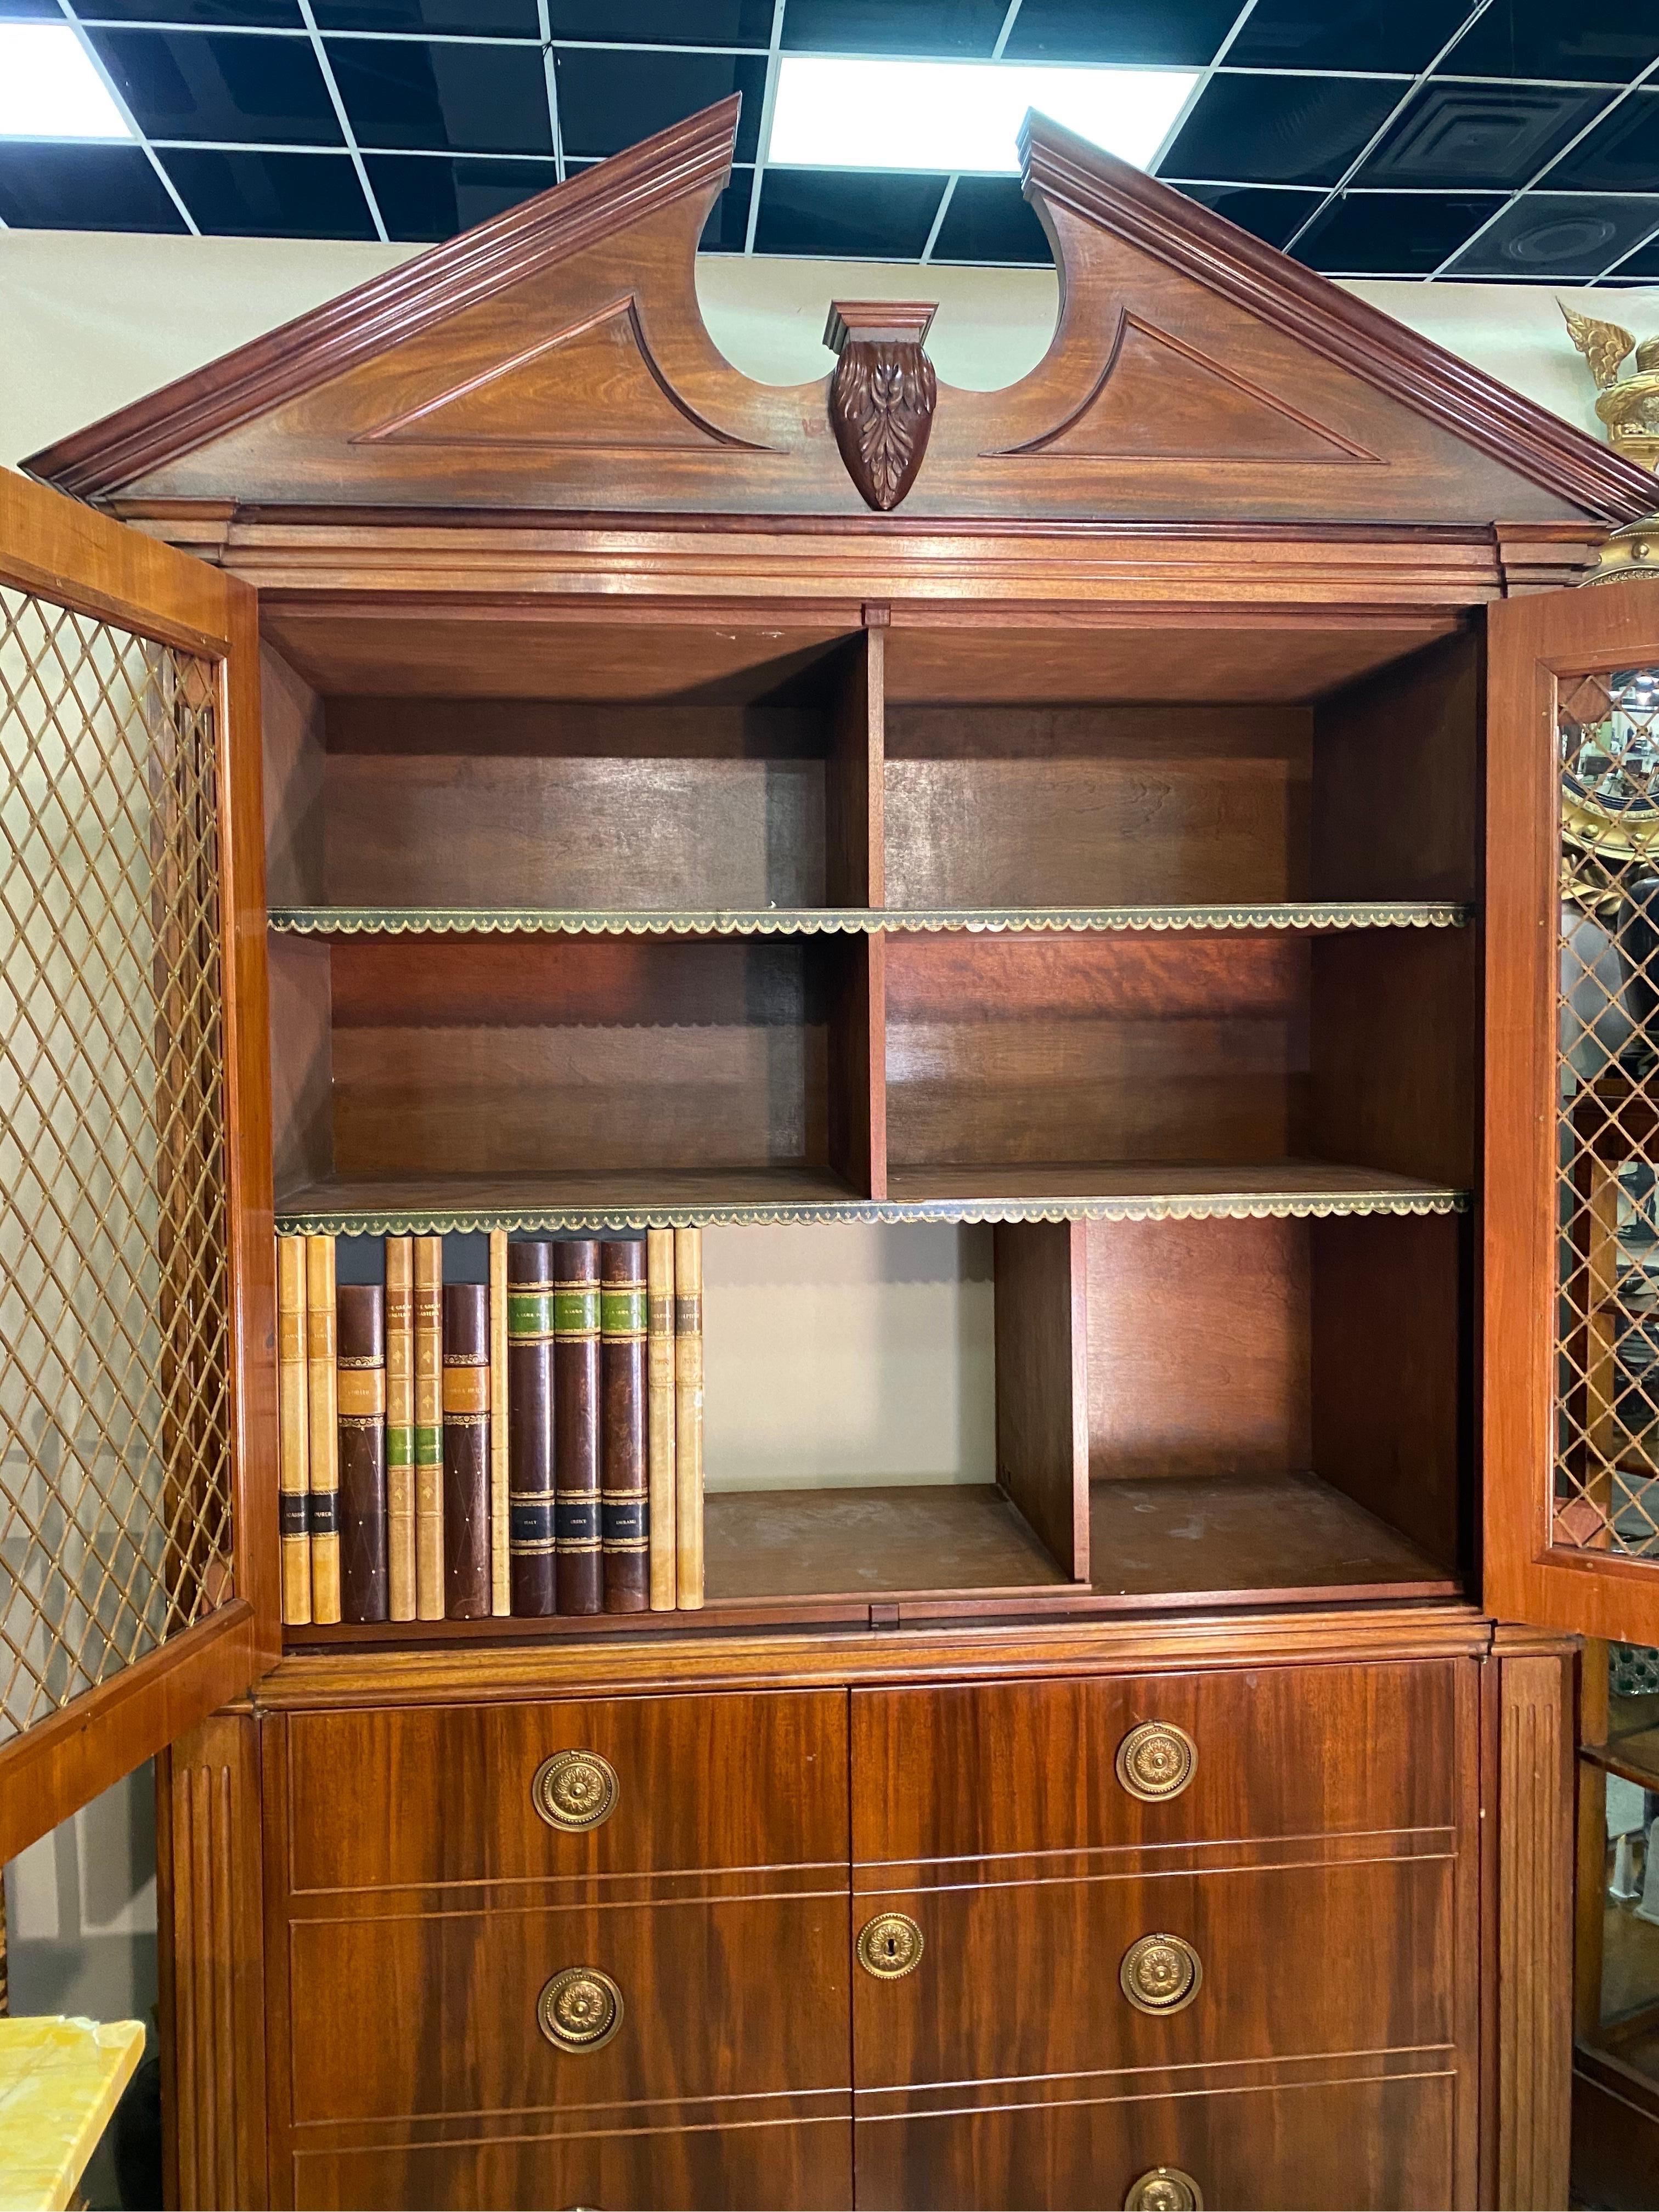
[704, 1483, 1068, 1603]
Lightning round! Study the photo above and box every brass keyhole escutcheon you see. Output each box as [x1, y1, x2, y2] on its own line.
[1124, 2167, 1204, 2211]
[1115, 1720, 1197, 1803]
[857, 1911, 924, 1981]
[537, 1966, 623, 2053]
[533, 1749, 619, 1832]
[1119, 1932, 1202, 2016]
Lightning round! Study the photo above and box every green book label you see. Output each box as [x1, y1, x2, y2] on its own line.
[415, 1427, 442, 1464]
[508, 1290, 555, 1336]
[600, 1287, 646, 1334]
[554, 1287, 600, 1334]
[387, 1426, 414, 1467]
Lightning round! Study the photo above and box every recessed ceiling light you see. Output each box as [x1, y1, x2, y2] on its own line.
[0, 24, 133, 141]
[766, 56, 1198, 176]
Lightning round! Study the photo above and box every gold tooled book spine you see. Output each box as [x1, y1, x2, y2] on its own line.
[674, 1225, 703, 1611]
[414, 1234, 445, 1619]
[276, 1235, 312, 1626]
[646, 1226, 676, 1612]
[489, 1229, 510, 1617]
[384, 1235, 416, 1621]
[304, 1233, 341, 1625]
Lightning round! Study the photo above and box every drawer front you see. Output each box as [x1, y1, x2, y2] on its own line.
[288, 1894, 850, 2123]
[853, 1857, 1452, 2089]
[854, 2070, 1455, 2211]
[853, 1662, 1458, 1866]
[283, 1689, 847, 1891]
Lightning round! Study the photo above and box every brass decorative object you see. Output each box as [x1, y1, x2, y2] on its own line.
[537, 1966, 623, 2052]
[1124, 2168, 1205, 2212]
[1115, 1720, 1198, 1802]
[1563, 304, 1659, 473]
[856, 1911, 924, 1980]
[532, 1749, 619, 1831]
[1119, 1933, 1203, 2015]
[825, 301, 938, 512]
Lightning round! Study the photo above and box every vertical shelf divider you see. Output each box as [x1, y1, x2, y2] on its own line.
[827, 620, 888, 1198]
[994, 1219, 1091, 1582]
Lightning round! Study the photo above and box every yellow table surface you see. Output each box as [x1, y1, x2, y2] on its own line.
[0, 2016, 144, 2212]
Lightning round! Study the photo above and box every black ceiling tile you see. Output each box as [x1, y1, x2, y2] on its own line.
[1170, 180, 1326, 248]
[552, 48, 768, 160]
[753, 166, 949, 257]
[1224, 0, 1472, 75]
[1003, 0, 1242, 67]
[1292, 188, 1506, 271]
[1352, 80, 1610, 190]
[75, 1, 304, 21]
[1443, 191, 1659, 276]
[929, 174, 1054, 263]
[161, 145, 377, 233]
[364, 151, 557, 238]
[328, 37, 552, 154]
[312, 1, 538, 29]
[1437, 0, 1659, 84]
[698, 169, 754, 250]
[780, 0, 1007, 56]
[1161, 72, 1403, 188]
[1548, 90, 1659, 193]
[0, 0, 69, 14]
[0, 142, 186, 229]
[88, 27, 344, 143]
[1604, 228, 1659, 278]
[548, 1, 774, 40]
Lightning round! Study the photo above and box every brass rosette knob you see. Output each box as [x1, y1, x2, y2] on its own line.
[1119, 1932, 1202, 2016]
[533, 1749, 619, 1832]
[1115, 1720, 1197, 1803]
[1124, 2166, 1204, 2211]
[856, 1911, 924, 1980]
[537, 1966, 624, 2052]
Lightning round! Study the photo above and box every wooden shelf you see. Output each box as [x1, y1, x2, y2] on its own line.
[704, 1483, 1069, 1603]
[274, 1159, 1466, 1234]
[268, 901, 1471, 940]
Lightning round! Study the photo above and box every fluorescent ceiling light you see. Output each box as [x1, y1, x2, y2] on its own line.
[768, 56, 1198, 175]
[0, 24, 133, 140]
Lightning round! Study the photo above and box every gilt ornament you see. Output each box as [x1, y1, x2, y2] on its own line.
[1563, 301, 1659, 472]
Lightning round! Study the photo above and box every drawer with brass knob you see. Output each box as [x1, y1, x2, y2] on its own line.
[1124, 2166, 1203, 2211]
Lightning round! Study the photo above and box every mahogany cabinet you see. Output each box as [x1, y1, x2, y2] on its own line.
[6, 93, 1659, 2212]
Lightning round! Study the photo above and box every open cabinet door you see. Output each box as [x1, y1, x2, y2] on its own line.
[1487, 544, 1659, 1640]
[0, 467, 275, 1864]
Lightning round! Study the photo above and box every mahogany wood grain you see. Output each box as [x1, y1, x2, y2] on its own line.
[994, 1220, 1088, 1579]
[325, 691, 832, 759]
[827, 934, 885, 1199]
[827, 628, 883, 907]
[276, 1162, 864, 1225]
[1310, 928, 1479, 1190]
[703, 1484, 1066, 1603]
[1496, 1649, 1575, 2211]
[268, 936, 333, 1196]
[261, 643, 325, 907]
[1571, 2048, 1659, 2212]
[1576, 1643, 1611, 2041]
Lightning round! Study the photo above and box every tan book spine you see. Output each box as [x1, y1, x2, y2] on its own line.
[384, 1235, 416, 1622]
[276, 1235, 312, 1626]
[646, 1227, 676, 1613]
[489, 1228, 510, 1616]
[304, 1233, 341, 1625]
[674, 1225, 703, 1611]
[414, 1234, 445, 1620]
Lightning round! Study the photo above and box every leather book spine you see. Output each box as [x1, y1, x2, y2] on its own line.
[414, 1234, 444, 1620]
[601, 1239, 648, 1615]
[489, 1229, 510, 1616]
[507, 1239, 557, 1617]
[553, 1238, 602, 1616]
[304, 1234, 341, 1625]
[442, 1282, 492, 1620]
[276, 1235, 312, 1626]
[383, 1236, 416, 1621]
[646, 1226, 676, 1613]
[674, 1226, 704, 1610]
[336, 1283, 388, 1624]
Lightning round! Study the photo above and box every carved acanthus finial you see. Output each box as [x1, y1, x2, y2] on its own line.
[1561, 297, 1659, 474]
[824, 301, 938, 512]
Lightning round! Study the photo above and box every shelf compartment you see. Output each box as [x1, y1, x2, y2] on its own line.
[703, 1484, 1071, 1603]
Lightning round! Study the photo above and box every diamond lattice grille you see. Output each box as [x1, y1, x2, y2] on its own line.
[0, 586, 232, 1745]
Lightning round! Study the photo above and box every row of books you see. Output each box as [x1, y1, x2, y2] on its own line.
[276, 1227, 703, 1626]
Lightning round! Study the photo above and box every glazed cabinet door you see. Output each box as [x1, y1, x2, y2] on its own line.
[1488, 567, 1659, 1640]
[0, 467, 276, 1861]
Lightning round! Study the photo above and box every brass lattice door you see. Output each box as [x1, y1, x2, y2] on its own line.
[0, 468, 274, 1863]
[1489, 553, 1659, 1643]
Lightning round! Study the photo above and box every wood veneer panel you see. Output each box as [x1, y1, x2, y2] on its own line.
[827, 935, 885, 1199]
[326, 693, 830, 761]
[826, 630, 882, 907]
[994, 1220, 1087, 1577]
[262, 644, 325, 907]
[703, 1484, 1066, 1602]
[1310, 928, 1479, 1190]
[268, 936, 332, 1197]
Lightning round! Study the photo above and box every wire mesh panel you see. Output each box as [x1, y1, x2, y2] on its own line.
[0, 584, 232, 1747]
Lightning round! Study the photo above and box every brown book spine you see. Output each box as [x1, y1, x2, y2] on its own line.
[336, 1283, 388, 1624]
[601, 1240, 649, 1615]
[674, 1226, 704, 1610]
[414, 1235, 444, 1620]
[276, 1235, 312, 1626]
[442, 1282, 492, 1620]
[507, 1240, 557, 1617]
[384, 1236, 416, 1622]
[489, 1228, 510, 1616]
[554, 1237, 602, 1616]
[304, 1234, 341, 1625]
[646, 1226, 676, 1613]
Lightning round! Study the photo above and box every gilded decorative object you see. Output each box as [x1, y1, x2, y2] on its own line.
[536, 1967, 623, 2052]
[1115, 1720, 1197, 1802]
[1564, 304, 1659, 473]
[1579, 513, 1659, 587]
[532, 1749, 619, 1831]
[825, 301, 938, 512]
[856, 1911, 924, 1981]
[1124, 2168, 1205, 2212]
[1119, 1933, 1202, 2015]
